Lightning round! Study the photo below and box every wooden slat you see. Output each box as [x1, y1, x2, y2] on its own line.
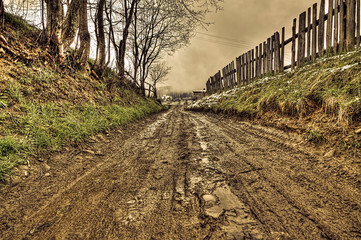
[357, 0, 360, 46]
[334, 0, 339, 54]
[346, 0, 356, 51]
[251, 49, 255, 79]
[247, 51, 251, 83]
[263, 41, 267, 74]
[340, 0, 345, 52]
[307, 7, 312, 59]
[312, 3, 318, 61]
[326, 0, 334, 53]
[236, 56, 241, 86]
[259, 43, 263, 76]
[274, 32, 281, 73]
[292, 18, 297, 69]
[255, 46, 259, 78]
[271, 34, 275, 73]
[242, 54, 245, 85]
[298, 12, 307, 66]
[281, 28, 285, 71]
[267, 37, 271, 73]
[319, 0, 326, 56]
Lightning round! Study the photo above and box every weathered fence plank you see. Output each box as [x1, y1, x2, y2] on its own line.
[357, 0, 360, 45]
[312, 3, 318, 61]
[319, 0, 326, 56]
[340, 0, 345, 52]
[255, 46, 259, 77]
[334, 0, 339, 54]
[247, 51, 251, 83]
[263, 41, 267, 74]
[327, 0, 334, 53]
[274, 32, 281, 73]
[292, 18, 297, 69]
[307, 7, 312, 59]
[346, 0, 356, 51]
[258, 43, 263, 76]
[298, 12, 307, 66]
[281, 27, 285, 70]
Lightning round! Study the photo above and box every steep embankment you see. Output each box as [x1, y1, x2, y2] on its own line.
[188, 50, 361, 157]
[0, 14, 164, 182]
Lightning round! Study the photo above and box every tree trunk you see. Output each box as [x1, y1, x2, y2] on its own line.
[118, 0, 138, 81]
[77, 0, 90, 70]
[94, 0, 106, 73]
[0, 0, 4, 27]
[45, 0, 64, 58]
[62, 0, 81, 51]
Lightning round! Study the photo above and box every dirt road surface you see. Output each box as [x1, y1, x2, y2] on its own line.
[1, 106, 361, 239]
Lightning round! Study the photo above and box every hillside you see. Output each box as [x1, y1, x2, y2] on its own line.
[188, 50, 361, 158]
[0, 13, 164, 182]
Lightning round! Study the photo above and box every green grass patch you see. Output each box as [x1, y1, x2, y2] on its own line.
[190, 49, 361, 126]
[0, 96, 164, 181]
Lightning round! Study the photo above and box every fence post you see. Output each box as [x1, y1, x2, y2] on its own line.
[307, 7, 312, 59]
[292, 18, 297, 69]
[263, 41, 267, 74]
[271, 35, 275, 73]
[251, 49, 255, 80]
[242, 55, 245, 84]
[298, 12, 307, 66]
[346, 0, 356, 51]
[281, 27, 285, 71]
[274, 32, 281, 73]
[357, 0, 360, 45]
[334, 0, 339, 54]
[327, 0, 334, 54]
[312, 3, 318, 61]
[340, 0, 346, 52]
[217, 71, 221, 90]
[319, 0, 326, 56]
[258, 43, 262, 76]
[267, 38, 270, 73]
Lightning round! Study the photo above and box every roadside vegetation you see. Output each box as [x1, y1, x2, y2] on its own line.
[0, 13, 165, 181]
[188, 49, 361, 155]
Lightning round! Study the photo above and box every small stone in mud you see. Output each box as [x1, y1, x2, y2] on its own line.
[43, 163, 51, 171]
[23, 170, 29, 177]
[44, 173, 51, 177]
[203, 194, 217, 203]
[18, 165, 29, 171]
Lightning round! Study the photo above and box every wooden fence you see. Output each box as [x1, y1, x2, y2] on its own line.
[206, 0, 361, 94]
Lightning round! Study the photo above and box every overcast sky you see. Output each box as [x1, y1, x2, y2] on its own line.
[162, 0, 319, 93]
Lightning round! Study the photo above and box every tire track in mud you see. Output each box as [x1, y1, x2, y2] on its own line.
[186, 110, 361, 239]
[1, 106, 361, 239]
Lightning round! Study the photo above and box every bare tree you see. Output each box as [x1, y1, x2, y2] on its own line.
[94, 0, 106, 72]
[130, 0, 194, 95]
[149, 62, 171, 98]
[76, 0, 90, 69]
[45, 0, 64, 58]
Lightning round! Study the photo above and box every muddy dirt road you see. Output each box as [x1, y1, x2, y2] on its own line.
[1, 106, 361, 239]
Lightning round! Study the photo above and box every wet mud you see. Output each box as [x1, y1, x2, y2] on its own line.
[1, 106, 360, 239]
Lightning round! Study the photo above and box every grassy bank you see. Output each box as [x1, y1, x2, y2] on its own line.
[0, 93, 164, 181]
[0, 13, 166, 181]
[188, 49, 361, 153]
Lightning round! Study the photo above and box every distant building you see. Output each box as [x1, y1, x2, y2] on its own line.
[192, 90, 206, 100]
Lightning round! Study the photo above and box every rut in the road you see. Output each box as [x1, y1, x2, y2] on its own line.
[1, 106, 361, 240]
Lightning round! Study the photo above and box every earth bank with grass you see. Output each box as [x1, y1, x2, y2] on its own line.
[0, 13, 165, 182]
[188, 50, 361, 157]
